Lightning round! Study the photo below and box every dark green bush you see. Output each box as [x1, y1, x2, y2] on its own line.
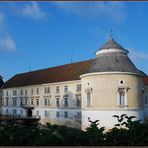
[0, 114, 148, 146]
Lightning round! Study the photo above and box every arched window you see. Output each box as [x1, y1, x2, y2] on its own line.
[119, 89, 125, 106]
[87, 92, 91, 107]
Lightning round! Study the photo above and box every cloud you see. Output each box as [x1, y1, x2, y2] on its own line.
[0, 12, 16, 51]
[129, 48, 148, 62]
[0, 36, 16, 51]
[54, 2, 126, 22]
[22, 2, 46, 20]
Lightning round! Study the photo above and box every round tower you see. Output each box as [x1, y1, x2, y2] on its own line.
[80, 37, 145, 129]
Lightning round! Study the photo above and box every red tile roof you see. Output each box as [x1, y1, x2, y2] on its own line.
[3, 60, 93, 88]
[143, 76, 148, 85]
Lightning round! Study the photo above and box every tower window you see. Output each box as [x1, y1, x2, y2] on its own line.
[119, 88, 125, 106]
[87, 92, 91, 107]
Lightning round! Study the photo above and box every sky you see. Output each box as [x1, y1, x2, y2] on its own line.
[0, 2, 148, 81]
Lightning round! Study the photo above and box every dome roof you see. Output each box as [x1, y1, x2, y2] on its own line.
[86, 38, 145, 76]
[99, 38, 125, 50]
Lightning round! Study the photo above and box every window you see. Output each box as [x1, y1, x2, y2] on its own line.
[6, 98, 9, 106]
[6, 109, 9, 114]
[56, 98, 60, 106]
[13, 90, 17, 96]
[77, 84, 81, 91]
[37, 110, 39, 116]
[48, 99, 50, 106]
[44, 111, 47, 117]
[64, 85, 68, 92]
[37, 88, 39, 94]
[31, 99, 33, 105]
[20, 90, 23, 95]
[56, 111, 59, 118]
[20, 99, 23, 106]
[56, 86, 59, 93]
[25, 99, 27, 105]
[145, 95, 148, 105]
[119, 88, 125, 106]
[25, 89, 27, 95]
[64, 111, 68, 118]
[12, 98, 17, 106]
[44, 87, 50, 94]
[44, 98, 47, 106]
[76, 96, 81, 106]
[31, 89, 34, 95]
[21, 110, 23, 115]
[119, 80, 124, 85]
[6, 91, 8, 96]
[13, 109, 17, 116]
[64, 98, 68, 106]
[36, 99, 39, 106]
[87, 92, 91, 107]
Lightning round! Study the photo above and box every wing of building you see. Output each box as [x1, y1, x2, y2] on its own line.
[2, 37, 148, 129]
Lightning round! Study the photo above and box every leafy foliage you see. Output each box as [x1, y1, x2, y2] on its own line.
[0, 115, 148, 146]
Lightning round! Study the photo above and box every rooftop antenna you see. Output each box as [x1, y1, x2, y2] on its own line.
[71, 47, 73, 63]
[29, 57, 31, 72]
[110, 29, 113, 39]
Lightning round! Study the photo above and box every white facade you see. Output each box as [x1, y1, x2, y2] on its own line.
[2, 80, 82, 128]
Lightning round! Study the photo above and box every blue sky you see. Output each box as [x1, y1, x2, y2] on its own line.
[0, 2, 148, 81]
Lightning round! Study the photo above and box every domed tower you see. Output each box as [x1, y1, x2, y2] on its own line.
[80, 37, 145, 129]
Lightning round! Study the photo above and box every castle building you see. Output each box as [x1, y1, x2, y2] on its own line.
[1, 38, 148, 129]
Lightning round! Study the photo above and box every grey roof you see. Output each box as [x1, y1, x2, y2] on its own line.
[87, 53, 144, 75]
[86, 38, 145, 76]
[99, 38, 126, 51]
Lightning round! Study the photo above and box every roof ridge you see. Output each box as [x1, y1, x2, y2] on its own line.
[15, 59, 93, 76]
